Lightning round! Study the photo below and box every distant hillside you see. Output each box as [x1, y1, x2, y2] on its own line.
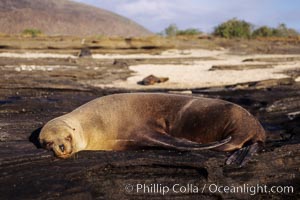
[0, 0, 152, 37]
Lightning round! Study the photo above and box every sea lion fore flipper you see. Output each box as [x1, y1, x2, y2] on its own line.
[139, 131, 232, 150]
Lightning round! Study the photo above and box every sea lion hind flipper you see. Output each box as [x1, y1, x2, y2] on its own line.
[141, 132, 232, 151]
[226, 143, 260, 167]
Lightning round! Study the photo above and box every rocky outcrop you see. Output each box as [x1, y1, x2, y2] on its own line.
[0, 0, 152, 37]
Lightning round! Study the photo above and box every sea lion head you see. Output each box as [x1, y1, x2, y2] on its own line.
[39, 118, 84, 158]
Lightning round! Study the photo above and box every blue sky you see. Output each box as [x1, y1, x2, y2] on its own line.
[74, 0, 300, 33]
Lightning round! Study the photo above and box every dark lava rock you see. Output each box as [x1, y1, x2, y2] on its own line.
[78, 47, 92, 58]
[138, 74, 169, 85]
[0, 56, 299, 199]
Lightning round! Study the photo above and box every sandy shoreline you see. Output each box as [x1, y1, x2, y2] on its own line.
[96, 49, 300, 89]
[111, 63, 296, 89]
[2, 49, 300, 89]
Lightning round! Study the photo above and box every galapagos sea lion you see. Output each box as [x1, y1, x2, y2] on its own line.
[39, 93, 266, 165]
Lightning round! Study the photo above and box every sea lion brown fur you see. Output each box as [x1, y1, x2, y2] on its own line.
[39, 93, 266, 165]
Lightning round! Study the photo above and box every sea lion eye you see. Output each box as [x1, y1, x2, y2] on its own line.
[65, 135, 72, 142]
[44, 141, 54, 149]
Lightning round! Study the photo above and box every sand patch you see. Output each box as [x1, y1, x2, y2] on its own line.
[92, 49, 226, 59]
[105, 51, 300, 89]
[109, 63, 298, 89]
[3, 65, 78, 72]
[0, 53, 76, 59]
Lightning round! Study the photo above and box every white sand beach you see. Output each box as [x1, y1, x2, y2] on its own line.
[98, 49, 300, 89]
[2, 49, 299, 89]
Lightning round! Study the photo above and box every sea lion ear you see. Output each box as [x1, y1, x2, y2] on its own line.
[72, 128, 76, 131]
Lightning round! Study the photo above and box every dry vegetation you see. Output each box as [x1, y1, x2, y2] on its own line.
[1, 34, 300, 55]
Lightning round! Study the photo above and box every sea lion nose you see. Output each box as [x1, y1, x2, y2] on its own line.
[59, 144, 65, 152]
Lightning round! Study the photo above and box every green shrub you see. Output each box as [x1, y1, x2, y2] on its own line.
[252, 26, 274, 38]
[164, 24, 178, 37]
[21, 28, 43, 37]
[252, 24, 299, 38]
[164, 24, 201, 37]
[213, 18, 252, 39]
[177, 28, 202, 36]
[272, 23, 299, 37]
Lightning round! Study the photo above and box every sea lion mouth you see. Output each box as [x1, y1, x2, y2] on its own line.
[52, 146, 74, 159]
[54, 150, 74, 159]
[56, 153, 72, 159]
